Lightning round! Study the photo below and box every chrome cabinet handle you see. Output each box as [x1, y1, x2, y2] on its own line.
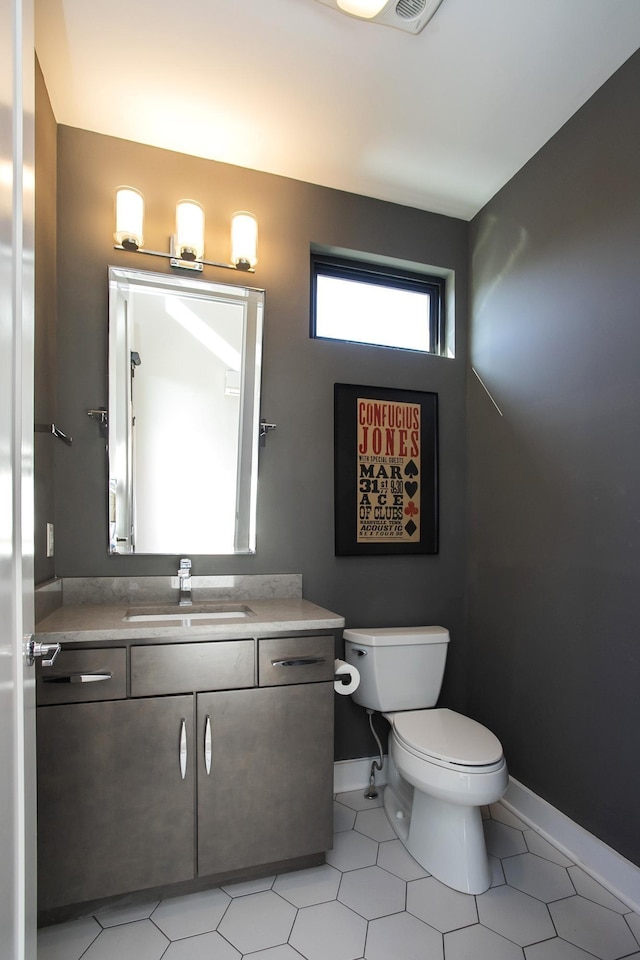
[271, 657, 327, 668]
[179, 719, 188, 780]
[204, 715, 212, 775]
[43, 672, 112, 684]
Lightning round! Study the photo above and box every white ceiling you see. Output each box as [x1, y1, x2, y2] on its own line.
[35, 0, 640, 220]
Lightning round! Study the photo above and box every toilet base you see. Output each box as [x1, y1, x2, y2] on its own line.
[383, 762, 493, 894]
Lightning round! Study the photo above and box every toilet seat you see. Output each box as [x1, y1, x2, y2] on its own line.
[388, 708, 504, 772]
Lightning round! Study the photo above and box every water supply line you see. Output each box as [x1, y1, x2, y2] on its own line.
[364, 708, 385, 800]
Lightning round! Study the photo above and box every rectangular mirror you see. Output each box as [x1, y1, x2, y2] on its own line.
[108, 267, 264, 555]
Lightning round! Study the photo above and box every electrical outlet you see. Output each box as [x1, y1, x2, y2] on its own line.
[46, 522, 54, 558]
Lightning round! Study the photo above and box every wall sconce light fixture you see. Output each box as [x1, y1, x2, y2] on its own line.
[113, 187, 258, 273]
[114, 186, 144, 251]
[231, 212, 258, 270]
[173, 199, 205, 265]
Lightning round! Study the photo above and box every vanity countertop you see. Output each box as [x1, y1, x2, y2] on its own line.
[35, 598, 345, 644]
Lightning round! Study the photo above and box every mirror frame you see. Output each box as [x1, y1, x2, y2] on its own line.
[107, 266, 264, 555]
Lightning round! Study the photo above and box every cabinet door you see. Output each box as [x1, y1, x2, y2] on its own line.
[197, 684, 334, 877]
[37, 696, 195, 911]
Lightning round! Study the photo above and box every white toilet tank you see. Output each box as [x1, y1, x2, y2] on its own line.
[344, 626, 450, 712]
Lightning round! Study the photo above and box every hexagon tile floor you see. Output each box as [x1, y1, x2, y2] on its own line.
[38, 790, 640, 960]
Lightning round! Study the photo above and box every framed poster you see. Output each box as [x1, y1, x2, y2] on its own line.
[334, 383, 438, 556]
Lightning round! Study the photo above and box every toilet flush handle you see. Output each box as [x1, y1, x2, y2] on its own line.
[352, 647, 367, 657]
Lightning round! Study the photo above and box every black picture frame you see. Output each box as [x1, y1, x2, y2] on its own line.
[334, 383, 439, 556]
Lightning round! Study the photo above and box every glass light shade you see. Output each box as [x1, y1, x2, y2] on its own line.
[336, 0, 388, 18]
[175, 200, 204, 261]
[114, 187, 144, 250]
[231, 212, 258, 269]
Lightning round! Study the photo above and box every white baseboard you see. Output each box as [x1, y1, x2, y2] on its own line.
[334, 761, 640, 913]
[334, 756, 388, 794]
[501, 778, 640, 914]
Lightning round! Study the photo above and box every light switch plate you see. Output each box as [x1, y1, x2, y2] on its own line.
[46, 522, 54, 558]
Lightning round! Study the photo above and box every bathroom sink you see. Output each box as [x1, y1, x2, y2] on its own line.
[124, 603, 254, 622]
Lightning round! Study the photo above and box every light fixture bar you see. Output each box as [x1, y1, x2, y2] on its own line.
[113, 244, 255, 273]
[112, 188, 258, 273]
[169, 234, 204, 272]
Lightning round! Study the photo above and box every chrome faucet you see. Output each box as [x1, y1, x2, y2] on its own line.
[178, 558, 192, 606]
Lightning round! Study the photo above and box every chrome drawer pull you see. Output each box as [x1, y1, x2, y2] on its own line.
[43, 672, 113, 684]
[204, 715, 212, 775]
[179, 719, 188, 780]
[271, 657, 327, 668]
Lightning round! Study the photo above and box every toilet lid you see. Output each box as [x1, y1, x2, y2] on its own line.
[392, 708, 503, 766]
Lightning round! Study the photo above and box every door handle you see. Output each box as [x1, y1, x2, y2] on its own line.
[23, 635, 61, 667]
[179, 719, 188, 780]
[204, 715, 212, 775]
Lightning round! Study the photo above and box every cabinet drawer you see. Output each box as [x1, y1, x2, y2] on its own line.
[36, 648, 127, 705]
[131, 640, 254, 696]
[258, 635, 334, 686]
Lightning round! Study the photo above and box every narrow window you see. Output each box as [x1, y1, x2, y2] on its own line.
[311, 254, 445, 355]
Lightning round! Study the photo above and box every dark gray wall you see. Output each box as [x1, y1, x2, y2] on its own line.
[52, 125, 469, 758]
[34, 60, 57, 586]
[467, 51, 640, 866]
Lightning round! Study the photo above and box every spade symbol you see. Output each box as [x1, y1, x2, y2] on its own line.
[404, 460, 419, 478]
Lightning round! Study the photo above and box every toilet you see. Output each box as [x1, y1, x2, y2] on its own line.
[344, 626, 507, 894]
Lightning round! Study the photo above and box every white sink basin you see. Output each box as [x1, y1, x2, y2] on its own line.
[124, 603, 254, 622]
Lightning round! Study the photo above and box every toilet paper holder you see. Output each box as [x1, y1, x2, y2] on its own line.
[334, 669, 354, 684]
[333, 657, 360, 695]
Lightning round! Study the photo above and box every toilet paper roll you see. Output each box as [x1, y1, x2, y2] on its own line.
[334, 658, 360, 695]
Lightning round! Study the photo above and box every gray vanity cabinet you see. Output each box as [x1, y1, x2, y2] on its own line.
[36, 632, 335, 918]
[197, 682, 333, 876]
[37, 695, 195, 910]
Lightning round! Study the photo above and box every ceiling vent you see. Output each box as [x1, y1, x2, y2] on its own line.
[314, 0, 444, 34]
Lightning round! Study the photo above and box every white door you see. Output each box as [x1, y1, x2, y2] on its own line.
[0, 0, 37, 957]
